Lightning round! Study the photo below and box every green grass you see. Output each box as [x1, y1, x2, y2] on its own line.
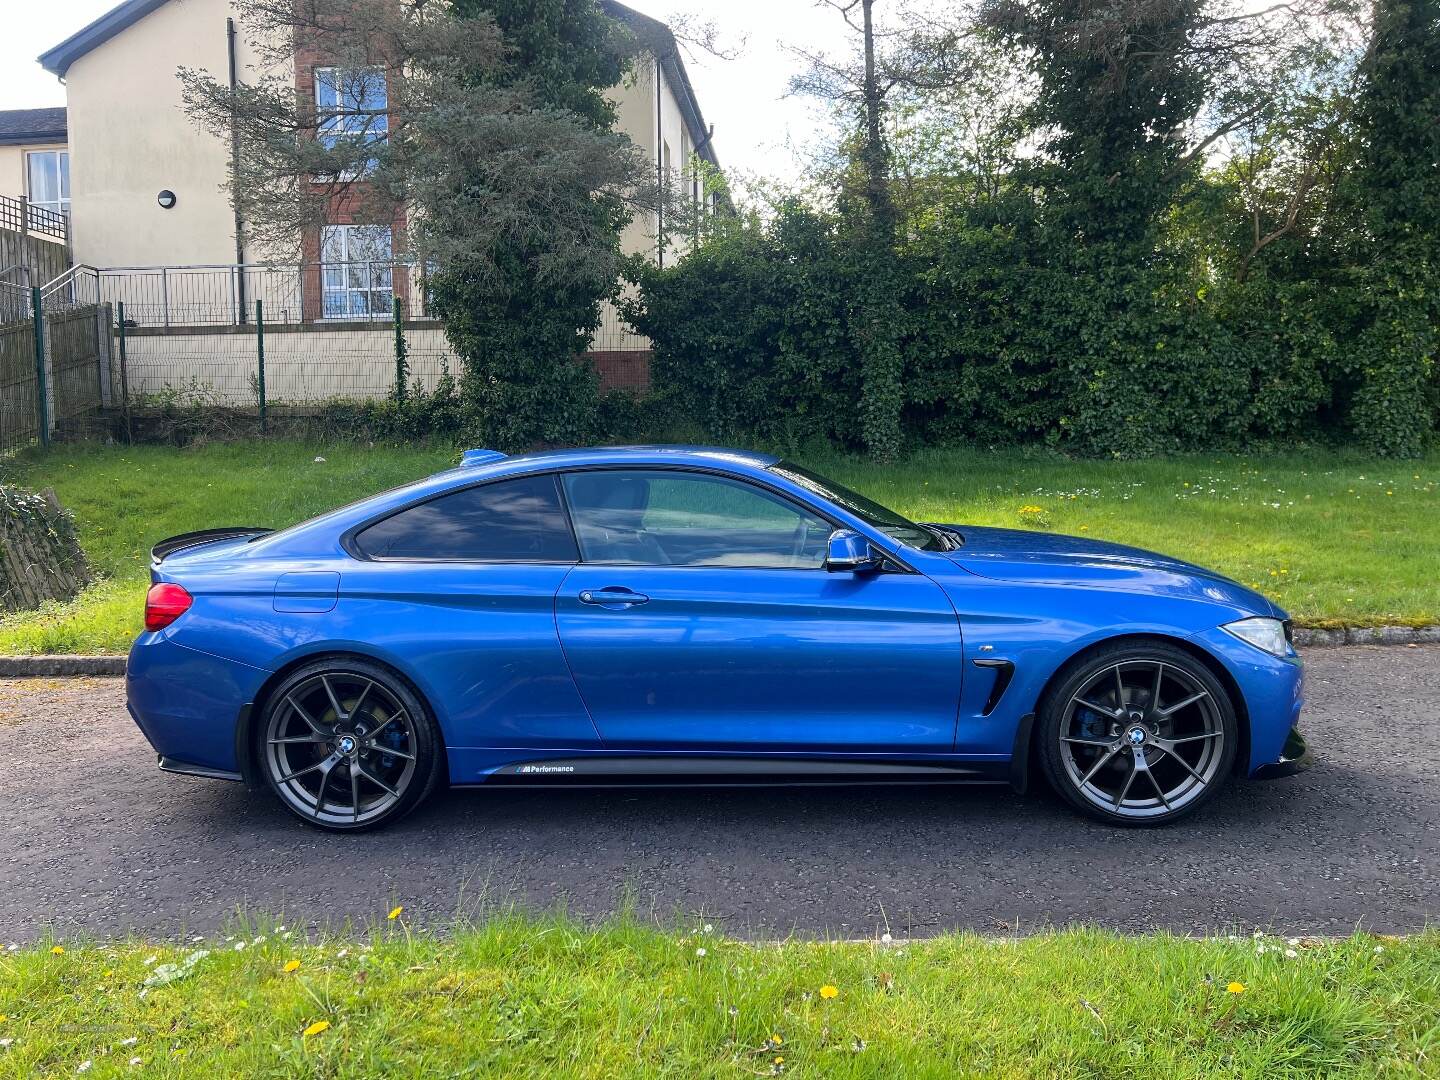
[1, 441, 1437, 654]
[0, 919, 1434, 1078]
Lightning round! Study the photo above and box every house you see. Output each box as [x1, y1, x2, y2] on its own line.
[0, 108, 69, 217]
[37, 0, 716, 275]
[28, 0, 718, 396]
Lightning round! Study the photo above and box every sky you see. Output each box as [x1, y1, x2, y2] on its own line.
[0, 0, 852, 190]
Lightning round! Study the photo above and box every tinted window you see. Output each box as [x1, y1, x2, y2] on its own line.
[355, 475, 578, 561]
[562, 470, 831, 568]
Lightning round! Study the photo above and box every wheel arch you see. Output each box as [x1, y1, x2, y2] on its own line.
[1016, 632, 1251, 792]
[234, 649, 449, 790]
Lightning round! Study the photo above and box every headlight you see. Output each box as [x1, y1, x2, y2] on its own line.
[1223, 616, 1291, 657]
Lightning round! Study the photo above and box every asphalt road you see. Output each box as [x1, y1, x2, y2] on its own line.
[1, 644, 1436, 943]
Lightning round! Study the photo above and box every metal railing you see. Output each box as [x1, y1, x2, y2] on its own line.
[0, 195, 68, 245]
[86, 262, 428, 328]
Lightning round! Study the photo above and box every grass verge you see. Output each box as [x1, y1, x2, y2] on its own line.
[0, 918, 1434, 1078]
[1, 441, 1437, 654]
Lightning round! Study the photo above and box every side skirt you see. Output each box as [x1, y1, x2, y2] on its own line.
[473, 755, 1011, 789]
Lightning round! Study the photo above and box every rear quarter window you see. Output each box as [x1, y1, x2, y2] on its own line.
[354, 474, 578, 562]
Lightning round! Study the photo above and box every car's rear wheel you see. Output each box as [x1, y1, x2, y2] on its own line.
[258, 659, 443, 832]
[1037, 641, 1237, 826]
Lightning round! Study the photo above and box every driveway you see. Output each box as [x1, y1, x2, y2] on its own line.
[1, 645, 1435, 942]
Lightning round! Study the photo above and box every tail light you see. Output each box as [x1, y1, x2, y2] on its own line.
[144, 582, 193, 631]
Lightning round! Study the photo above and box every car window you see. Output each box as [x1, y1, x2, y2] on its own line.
[561, 470, 832, 568]
[354, 474, 578, 561]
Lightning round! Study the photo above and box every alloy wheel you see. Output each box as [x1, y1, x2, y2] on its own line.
[262, 671, 419, 827]
[1057, 659, 1226, 820]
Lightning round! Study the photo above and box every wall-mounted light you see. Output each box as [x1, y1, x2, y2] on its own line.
[157, 190, 177, 210]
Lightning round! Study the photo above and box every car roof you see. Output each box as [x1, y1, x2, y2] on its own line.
[466, 445, 781, 472]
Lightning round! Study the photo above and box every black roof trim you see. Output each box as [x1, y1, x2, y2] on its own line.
[39, 0, 174, 78]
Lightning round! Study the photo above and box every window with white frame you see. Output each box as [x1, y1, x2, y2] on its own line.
[26, 151, 69, 217]
[321, 224, 393, 318]
[316, 67, 387, 145]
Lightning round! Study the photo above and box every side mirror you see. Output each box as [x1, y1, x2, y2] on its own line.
[825, 528, 883, 573]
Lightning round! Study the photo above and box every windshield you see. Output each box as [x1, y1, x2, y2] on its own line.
[768, 461, 954, 552]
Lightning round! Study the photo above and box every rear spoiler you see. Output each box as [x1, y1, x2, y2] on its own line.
[151, 527, 273, 563]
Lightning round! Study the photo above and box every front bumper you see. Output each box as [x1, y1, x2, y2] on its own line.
[1251, 727, 1313, 780]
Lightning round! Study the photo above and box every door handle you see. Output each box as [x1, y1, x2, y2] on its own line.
[578, 587, 650, 607]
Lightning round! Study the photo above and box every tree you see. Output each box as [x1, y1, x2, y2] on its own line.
[1342, 0, 1440, 454]
[181, 0, 660, 449]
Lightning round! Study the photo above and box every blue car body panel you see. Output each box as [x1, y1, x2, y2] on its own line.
[129, 445, 1305, 789]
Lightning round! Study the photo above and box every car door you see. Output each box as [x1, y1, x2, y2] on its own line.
[336, 472, 601, 754]
[553, 468, 964, 753]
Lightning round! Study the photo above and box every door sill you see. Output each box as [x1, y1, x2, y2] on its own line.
[475, 755, 1008, 787]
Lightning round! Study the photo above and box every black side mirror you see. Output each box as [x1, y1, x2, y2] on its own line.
[825, 529, 883, 573]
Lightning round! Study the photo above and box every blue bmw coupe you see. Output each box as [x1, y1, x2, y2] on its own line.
[127, 445, 1310, 831]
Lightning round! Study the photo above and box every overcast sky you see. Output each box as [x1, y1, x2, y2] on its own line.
[0, 0, 851, 189]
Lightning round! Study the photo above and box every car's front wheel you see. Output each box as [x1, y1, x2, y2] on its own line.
[258, 658, 443, 831]
[1037, 641, 1237, 825]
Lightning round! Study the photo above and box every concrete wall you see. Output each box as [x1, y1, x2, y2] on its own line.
[117, 322, 651, 404]
[63, 0, 285, 269]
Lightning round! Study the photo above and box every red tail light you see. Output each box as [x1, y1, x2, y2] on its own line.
[144, 582, 193, 631]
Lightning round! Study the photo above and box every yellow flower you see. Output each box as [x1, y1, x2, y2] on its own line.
[772, 1034, 783, 1045]
[284, 959, 301, 973]
[302, 1020, 330, 1038]
[387, 906, 404, 921]
[1226, 982, 1245, 994]
[819, 984, 839, 1000]
[51, 945, 64, 955]
[774, 1056, 784, 1065]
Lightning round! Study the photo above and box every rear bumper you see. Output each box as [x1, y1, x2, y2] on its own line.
[126, 632, 270, 774]
[1251, 727, 1313, 780]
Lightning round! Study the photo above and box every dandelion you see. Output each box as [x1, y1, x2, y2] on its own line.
[284, 959, 301, 973]
[695, 948, 707, 957]
[51, 945, 64, 955]
[387, 906, 404, 921]
[820, 985, 839, 1000]
[120, 1037, 137, 1047]
[703, 923, 713, 933]
[1284, 949, 1297, 958]
[0, 1039, 11, 1049]
[774, 1056, 784, 1065]
[129, 1058, 143, 1067]
[303, 1020, 330, 1038]
[1226, 982, 1245, 994]
[880, 933, 892, 944]
[143, 955, 158, 966]
[77, 1062, 92, 1074]
[233, 942, 246, 951]
[1374, 945, 1384, 954]
[1287, 938, 1300, 946]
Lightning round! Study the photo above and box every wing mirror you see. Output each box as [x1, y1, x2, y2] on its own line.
[825, 529, 883, 573]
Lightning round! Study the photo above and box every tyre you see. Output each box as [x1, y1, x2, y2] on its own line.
[257, 658, 444, 832]
[1036, 641, 1237, 826]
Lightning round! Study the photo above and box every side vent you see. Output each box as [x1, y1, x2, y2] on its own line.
[973, 658, 1016, 717]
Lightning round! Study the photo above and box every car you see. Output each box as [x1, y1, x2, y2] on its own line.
[126, 445, 1310, 832]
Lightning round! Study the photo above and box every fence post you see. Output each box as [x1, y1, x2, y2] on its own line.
[30, 286, 48, 447]
[117, 301, 132, 444]
[393, 295, 407, 403]
[256, 298, 267, 434]
[95, 302, 113, 409]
